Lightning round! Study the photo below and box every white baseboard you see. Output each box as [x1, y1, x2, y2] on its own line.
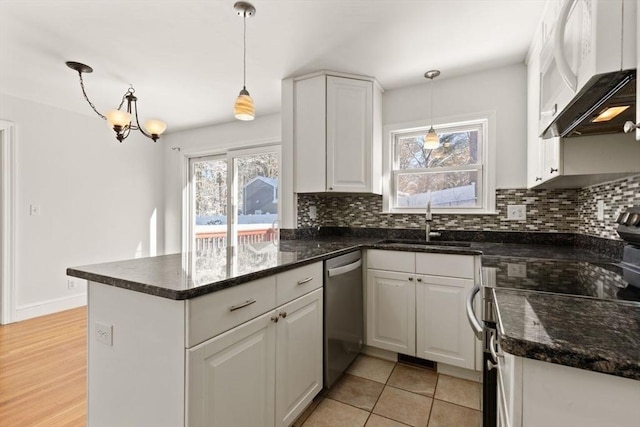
[15, 293, 87, 321]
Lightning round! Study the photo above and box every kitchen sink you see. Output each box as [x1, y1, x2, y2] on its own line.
[377, 239, 472, 248]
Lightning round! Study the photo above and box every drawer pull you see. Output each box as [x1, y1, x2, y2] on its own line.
[279, 311, 287, 318]
[229, 299, 257, 312]
[297, 277, 314, 286]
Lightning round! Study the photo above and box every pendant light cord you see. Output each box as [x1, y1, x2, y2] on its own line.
[430, 77, 434, 126]
[243, 13, 247, 88]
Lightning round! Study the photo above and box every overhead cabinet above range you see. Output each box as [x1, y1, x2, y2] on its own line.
[293, 71, 383, 194]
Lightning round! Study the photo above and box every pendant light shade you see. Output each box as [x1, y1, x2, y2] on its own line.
[424, 127, 440, 149]
[234, 2, 256, 121]
[424, 70, 441, 149]
[234, 87, 255, 121]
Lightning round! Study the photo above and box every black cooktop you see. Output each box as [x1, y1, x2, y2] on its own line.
[481, 256, 640, 304]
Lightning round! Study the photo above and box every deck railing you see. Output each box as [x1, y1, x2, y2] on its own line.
[195, 225, 276, 251]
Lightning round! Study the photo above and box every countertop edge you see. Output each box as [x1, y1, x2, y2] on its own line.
[493, 288, 640, 381]
[67, 242, 483, 300]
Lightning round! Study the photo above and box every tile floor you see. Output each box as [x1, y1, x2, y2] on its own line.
[293, 354, 481, 427]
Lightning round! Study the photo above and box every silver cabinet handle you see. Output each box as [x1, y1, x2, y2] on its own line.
[229, 299, 257, 312]
[466, 284, 483, 340]
[624, 121, 639, 133]
[297, 277, 314, 286]
[487, 360, 498, 371]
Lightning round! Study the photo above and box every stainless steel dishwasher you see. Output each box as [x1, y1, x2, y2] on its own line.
[324, 250, 363, 388]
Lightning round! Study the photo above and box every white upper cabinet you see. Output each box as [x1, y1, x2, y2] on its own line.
[293, 71, 382, 194]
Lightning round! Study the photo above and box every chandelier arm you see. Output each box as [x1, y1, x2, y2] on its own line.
[132, 97, 156, 141]
[78, 72, 107, 120]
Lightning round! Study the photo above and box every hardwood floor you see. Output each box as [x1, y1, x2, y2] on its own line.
[0, 307, 87, 426]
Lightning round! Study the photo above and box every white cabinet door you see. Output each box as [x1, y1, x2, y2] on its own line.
[527, 30, 544, 188]
[275, 289, 323, 427]
[366, 269, 416, 355]
[187, 310, 276, 427]
[416, 275, 475, 369]
[293, 75, 326, 193]
[542, 136, 562, 182]
[326, 76, 373, 193]
[636, 1, 640, 141]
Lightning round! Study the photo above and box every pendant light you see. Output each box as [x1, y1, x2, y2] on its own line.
[424, 70, 441, 149]
[66, 61, 166, 143]
[234, 2, 256, 121]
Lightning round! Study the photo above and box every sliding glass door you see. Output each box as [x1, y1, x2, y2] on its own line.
[189, 146, 280, 257]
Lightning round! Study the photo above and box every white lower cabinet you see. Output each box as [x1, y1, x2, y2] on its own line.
[498, 351, 640, 427]
[416, 275, 475, 369]
[366, 269, 415, 354]
[188, 289, 323, 427]
[275, 290, 324, 427]
[366, 250, 479, 370]
[187, 310, 277, 427]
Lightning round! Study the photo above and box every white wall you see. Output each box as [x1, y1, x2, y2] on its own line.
[383, 63, 528, 188]
[0, 94, 165, 321]
[162, 113, 282, 254]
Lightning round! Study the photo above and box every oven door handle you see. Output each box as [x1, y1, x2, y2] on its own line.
[466, 284, 483, 340]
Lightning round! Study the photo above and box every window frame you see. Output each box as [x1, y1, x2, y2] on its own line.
[382, 112, 496, 215]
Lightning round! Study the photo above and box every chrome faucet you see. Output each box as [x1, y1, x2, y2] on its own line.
[425, 198, 441, 242]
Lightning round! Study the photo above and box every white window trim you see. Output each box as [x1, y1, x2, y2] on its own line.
[382, 111, 497, 215]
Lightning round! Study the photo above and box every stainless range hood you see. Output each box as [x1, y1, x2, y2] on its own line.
[541, 69, 636, 139]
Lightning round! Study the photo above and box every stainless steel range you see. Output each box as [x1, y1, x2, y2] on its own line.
[467, 206, 640, 427]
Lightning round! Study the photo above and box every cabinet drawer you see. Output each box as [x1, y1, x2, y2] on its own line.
[367, 250, 415, 273]
[276, 262, 323, 306]
[186, 276, 277, 347]
[415, 253, 475, 278]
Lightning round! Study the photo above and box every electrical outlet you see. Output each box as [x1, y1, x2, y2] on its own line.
[95, 322, 113, 346]
[308, 205, 317, 220]
[29, 204, 41, 216]
[597, 200, 604, 221]
[507, 205, 526, 221]
[507, 263, 527, 278]
[67, 279, 77, 290]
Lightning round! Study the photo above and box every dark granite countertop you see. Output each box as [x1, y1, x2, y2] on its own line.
[494, 288, 640, 380]
[67, 237, 622, 300]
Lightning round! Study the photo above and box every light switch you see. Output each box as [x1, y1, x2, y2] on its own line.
[95, 322, 113, 346]
[597, 200, 604, 221]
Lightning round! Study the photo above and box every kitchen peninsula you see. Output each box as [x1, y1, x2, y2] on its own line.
[68, 235, 640, 427]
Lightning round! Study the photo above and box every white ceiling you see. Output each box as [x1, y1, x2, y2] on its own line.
[0, 0, 547, 132]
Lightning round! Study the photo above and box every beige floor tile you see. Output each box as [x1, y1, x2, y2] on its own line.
[292, 396, 324, 427]
[327, 374, 385, 411]
[302, 398, 369, 427]
[434, 375, 481, 410]
[387, 364, 438, 397]
[347, 355, 396, 384]
[428, 400, 482, 427]
[373, 386, 432, 427]
[366, 414, 411, 427]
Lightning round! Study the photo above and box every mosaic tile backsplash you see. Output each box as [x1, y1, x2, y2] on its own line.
[297, 174, 640, 241]
[578, 174, 640, 240]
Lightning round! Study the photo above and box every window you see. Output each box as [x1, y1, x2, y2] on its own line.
[188, 146, 280, 253]
[384, 115, 495, 214]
